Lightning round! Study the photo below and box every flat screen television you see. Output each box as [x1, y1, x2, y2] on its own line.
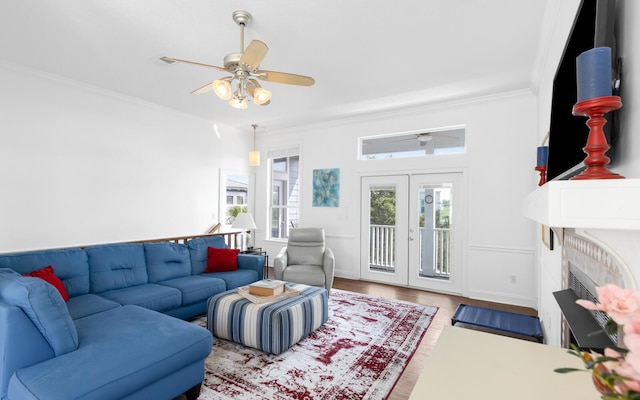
[547, 0, 621, 180]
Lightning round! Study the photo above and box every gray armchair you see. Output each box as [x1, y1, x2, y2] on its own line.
[274, 228, 335, 294]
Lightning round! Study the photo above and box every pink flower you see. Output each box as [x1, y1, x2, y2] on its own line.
[601, 348, 640, 394]
[576, 284, 640, 326]
[613, 360, 640, 393]
[562, 284, 640, 397]
[623, 334, 640, 378]
[625, 319, 640, 336]
[603, 348, 625, 370]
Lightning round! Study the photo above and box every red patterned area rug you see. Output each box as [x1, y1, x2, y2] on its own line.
[192, 289, 438, 400]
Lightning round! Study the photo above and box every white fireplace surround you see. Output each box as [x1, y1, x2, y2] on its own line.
[523, 179, 640, 290]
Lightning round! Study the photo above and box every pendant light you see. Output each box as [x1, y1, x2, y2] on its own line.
[249, 124, 260, 166]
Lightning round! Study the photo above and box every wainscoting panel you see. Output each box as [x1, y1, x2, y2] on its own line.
[327, 234, 359, 280]
[466, 245, 536, 308]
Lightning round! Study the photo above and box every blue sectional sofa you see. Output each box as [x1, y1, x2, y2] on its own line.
[0, 235, 265, 400]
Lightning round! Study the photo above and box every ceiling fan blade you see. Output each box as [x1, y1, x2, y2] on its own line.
[240, 40, 269, 70]
[256, 70, 315, 86]
[190, 82, 213, 95]
[428, 133, 458, 141]
[392, 137, 416, 143]
[190, 76, 233, 95]
[160, 56, 228, 72]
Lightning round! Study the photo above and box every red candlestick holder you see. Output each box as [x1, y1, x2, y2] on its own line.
[534, 166, 547, 186]
[571, 95, 624, 180]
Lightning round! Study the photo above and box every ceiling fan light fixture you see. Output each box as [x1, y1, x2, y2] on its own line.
[253, 87, 272, 105]
[229, 97, 248, 110]
[212, 79, 232, 100]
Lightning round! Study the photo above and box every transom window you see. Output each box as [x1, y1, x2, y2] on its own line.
[360, 127, 465, 160]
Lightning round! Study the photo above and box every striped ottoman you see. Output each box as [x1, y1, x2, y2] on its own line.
[206, 283, 329, 355]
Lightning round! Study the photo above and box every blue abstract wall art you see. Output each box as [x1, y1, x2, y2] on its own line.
[312, 168, 340, 207]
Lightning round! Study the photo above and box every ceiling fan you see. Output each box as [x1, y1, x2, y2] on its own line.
[393, 132, 457, 146]
[161, 10, 315, 109]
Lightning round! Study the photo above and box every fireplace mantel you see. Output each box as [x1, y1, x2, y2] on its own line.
[523, 179, 640, 348]
[522, 179, 640, 230]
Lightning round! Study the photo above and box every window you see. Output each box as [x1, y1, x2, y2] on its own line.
[220, 172, 249, 226]
[268, 148, 300, 239]
[359, 127, 465, 160]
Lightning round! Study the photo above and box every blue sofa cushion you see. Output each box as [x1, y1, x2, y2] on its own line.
[144, 242, 191, 283]
[0, 248, 90, 297]
[187, 236, 228, 275]
[86, 243, 148, 293]
[203, 269, 260, 290]
[157, 275, 226, 305]
[8, 305, 213, 400]
[99, 284, 182, 312]
[0, 269, 78, 356]
[66, 294, 121, 320]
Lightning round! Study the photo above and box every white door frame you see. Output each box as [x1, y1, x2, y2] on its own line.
[359, 171, 466, 295]
[360, 175, 409, 285]
[408, 172, 464, 294]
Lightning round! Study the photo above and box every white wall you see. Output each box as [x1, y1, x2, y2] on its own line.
[534, 0, 640, 346]
[0, 63, 250, 252]
[254, 90, 538, 308]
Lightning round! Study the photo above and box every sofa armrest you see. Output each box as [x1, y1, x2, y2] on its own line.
[0, 302, 55, 399]
[237, 254, 265, 280]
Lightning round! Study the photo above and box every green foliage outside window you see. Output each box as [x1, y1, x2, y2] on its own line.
[227, 205, 248, 223]
[370, 189, 396, 225]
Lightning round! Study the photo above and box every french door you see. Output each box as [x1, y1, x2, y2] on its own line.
[360, 173, 464, 294]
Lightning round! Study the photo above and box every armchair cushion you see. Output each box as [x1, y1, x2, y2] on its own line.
[280, 265, 326, 287]
[287, 228, 326, 266]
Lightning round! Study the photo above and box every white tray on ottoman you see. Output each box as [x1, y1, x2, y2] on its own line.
[206, 282, 329, 355]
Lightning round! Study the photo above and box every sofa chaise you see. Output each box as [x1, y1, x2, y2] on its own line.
[0, 235, 265, 400]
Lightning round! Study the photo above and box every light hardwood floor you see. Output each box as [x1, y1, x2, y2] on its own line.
[330, 276, 538, 400]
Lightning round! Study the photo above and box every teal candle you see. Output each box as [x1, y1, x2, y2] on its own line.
[576, 47, 612, 102]
[537, 146, 548, 167]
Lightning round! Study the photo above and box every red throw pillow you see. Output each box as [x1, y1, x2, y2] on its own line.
[24, 265, 70, 301]
[206, 247, 240, 273]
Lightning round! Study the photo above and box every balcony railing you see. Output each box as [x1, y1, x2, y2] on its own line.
[370, 225, 396, 270]
[425, 228, 451, 278]
[369, 224, 450, 277]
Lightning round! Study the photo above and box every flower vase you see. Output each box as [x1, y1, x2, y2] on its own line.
[592, 373, 613, 396]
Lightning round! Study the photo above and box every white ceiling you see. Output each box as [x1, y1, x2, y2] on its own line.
[0, 0, 551, 132]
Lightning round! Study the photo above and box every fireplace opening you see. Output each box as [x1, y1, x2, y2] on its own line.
[554, 229, 631, 352]
[554, 263, 616, 353]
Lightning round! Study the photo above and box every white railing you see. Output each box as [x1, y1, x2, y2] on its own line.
[369, 225, 396, 270]
[369, 225, 450, 277]
[429, 228, 451, 277]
